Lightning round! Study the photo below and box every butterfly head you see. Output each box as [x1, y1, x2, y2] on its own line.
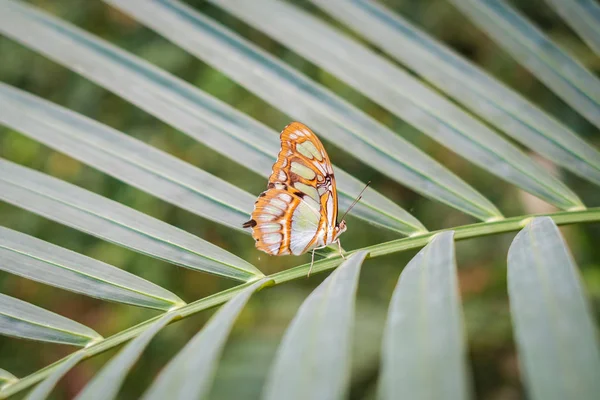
[334, 181, 371, 242]
[334, 220, 347, 240]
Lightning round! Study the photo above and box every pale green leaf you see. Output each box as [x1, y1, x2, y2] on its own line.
[0, 0, 423, 235]
[105, 0, 502, 221]
[545, 0, 600, 56]
[0, 293, 101, 346]
[450, 0, 600, 130]
[142, 279, 266, 400]
[212, 0, 584, 211]
[75, 313, 176, 400]
[378, 231, 469, 400]
[507, 217, 600, 400]
[264, 251, 368, 400]
[0, 157, 263, 281]
[311, 0, 600, 187]
[25, 352, 84, 400]
[0, 227, 184, 310]
[0, 82, 253, 232]
[0, 369, 17, 387]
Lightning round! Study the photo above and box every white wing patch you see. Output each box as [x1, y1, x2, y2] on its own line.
[291, 161, 317, 180]
[325, 193, 335, 243]
[294, 182, 320, 204]
[296, 140, 323, 161]
[290, 199, 320, 255]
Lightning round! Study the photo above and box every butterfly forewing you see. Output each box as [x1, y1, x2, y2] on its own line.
[244, 122, 342, 256]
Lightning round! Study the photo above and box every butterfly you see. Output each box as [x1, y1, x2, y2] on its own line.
[243, 122, 368, 276]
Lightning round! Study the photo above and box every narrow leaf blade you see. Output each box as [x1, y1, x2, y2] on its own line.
[545, 0, 600, 56]
[105, 0, 502, 221]
[0, 157, 263, 281]
[75, 313, 176, 400]
[0, 227, 184, 310]
[311, 0, 600, 187]
[25, 352, 84, 400]
[379, 231, 469, 400]
[507, 217, 600, 400]
[142, 279, 267, 400]
[0, 0, 423, 235]
[450, 0, 600, 129]
[264, 251, 368, 400]
[0, 294, 101, 346]
[0, 369, 18, 387]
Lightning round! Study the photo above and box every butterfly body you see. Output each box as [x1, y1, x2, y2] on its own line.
[243, 122, 347, 266]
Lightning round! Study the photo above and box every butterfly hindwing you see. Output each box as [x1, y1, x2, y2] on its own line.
[246, 189, 320, 256]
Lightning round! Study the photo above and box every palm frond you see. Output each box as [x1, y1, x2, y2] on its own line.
[311, 0, 600, 187]
[107, 0, 502, 221]
[0, 0, 423, 235]
[1, 209, 599, 398]
[211, 0, 584, 210]
[449, 0, 600, 129]
[0, 0, 599, 399]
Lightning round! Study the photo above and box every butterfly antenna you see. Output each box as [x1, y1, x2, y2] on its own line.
[339, 181, 371, 222]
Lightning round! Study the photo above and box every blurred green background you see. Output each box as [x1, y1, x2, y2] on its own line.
[1, 0, 599, 399]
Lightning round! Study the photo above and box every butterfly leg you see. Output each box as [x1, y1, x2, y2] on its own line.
[308, 245, 328, 278]
[336, 239, 346, 260]
[308, 249, 317, 278]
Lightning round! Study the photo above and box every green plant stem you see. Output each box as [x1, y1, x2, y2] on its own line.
[2, 208, 599, 399]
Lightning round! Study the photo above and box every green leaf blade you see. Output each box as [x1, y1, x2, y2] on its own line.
[106, 0, 503, 221]
[0, 157, 263, 281]
[75, 313, 176, 400]
[264, 251, 368, 400]
[0, 294, 101, 346]
[311, 0, 600, 188]
[378, 231, 469, 400]
[335, 173, 426, 235]
[24, 352, 84, 400]
[545, 0, 600, 56]
[142, 279, 267, 400]
[450, 0, 600, 130]
[508, 217, 600, 400]
[0, 227, 185, 310]
[0, 369, 18, 388]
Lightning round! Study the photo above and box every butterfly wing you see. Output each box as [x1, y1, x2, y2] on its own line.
[244, 122, 340, 255]
[244, 189, 321, 255]
[272, 122, 339, 241]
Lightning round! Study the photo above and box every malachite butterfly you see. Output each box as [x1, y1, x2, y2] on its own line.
[244, 122, 368, 275]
